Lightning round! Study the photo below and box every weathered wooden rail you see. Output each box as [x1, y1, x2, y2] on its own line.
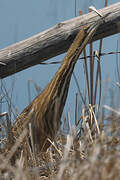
[0, 2, 120, 78]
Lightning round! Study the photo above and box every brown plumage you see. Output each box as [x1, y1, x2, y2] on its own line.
[6, 20, 103, 154]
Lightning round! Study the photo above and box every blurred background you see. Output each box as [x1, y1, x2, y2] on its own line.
[0, 0, 120, 124]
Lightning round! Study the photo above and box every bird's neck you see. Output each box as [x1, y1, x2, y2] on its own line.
[45, 29, 86, 102]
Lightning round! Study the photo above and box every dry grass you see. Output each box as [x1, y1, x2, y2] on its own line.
[1, 2, 120, 178]
[1, 105, 120, 180]
[1, 51, 120, 180]
[1, 73, 120, 180]
[1, 46, 120, 180]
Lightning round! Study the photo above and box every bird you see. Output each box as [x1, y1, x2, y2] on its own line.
[5, 19, 103, 156]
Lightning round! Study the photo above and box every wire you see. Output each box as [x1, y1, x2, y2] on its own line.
[39, 51, 120, 65]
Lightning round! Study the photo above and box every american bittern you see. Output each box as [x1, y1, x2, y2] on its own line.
[6, 20, 103, 154]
